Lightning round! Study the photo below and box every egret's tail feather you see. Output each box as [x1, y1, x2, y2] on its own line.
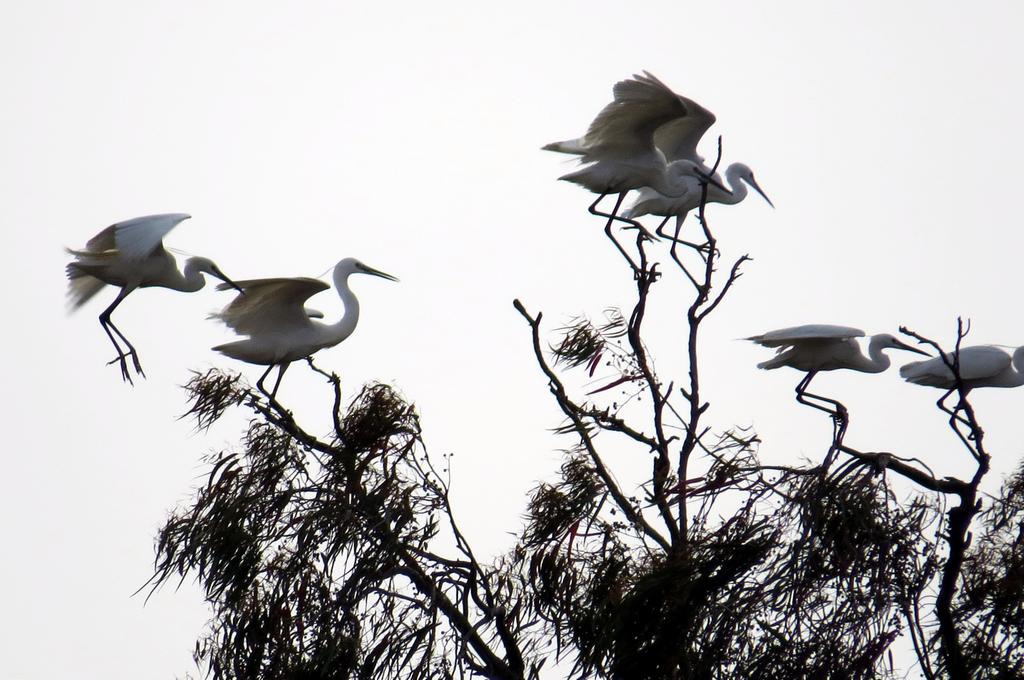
[899, 361, 934, 380]
[622, 203, 651, 220]
[898, 363, 920, 378]
[65, 263, 107, 311]
[211, 340, 246, 356]
[556, 166, 602, 192]
[542, 138, 587, 155]
[756, 351, 791, 370]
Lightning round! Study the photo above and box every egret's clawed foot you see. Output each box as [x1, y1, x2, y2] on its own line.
[655, 224, 715, 256]
[642, 267, 662, 283]
[130, 352, 145, 377]
[106, 351, 143, 383]
[621, 222, 659, 242]
[667, 235, 715, 255]
[107, 354, 134, 384]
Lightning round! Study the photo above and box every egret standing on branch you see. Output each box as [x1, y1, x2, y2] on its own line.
[625, 162, 773, 246]
[211, 257, 398, 400]
[900, 345, 1024, 419]
[66, 213, 243, 383]
[543, 71, 726, 267]
[747, 324, 928, 413]
[624, 102, 773, 246]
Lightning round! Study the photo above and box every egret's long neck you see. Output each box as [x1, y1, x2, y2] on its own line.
[1010, 347, 1024, 385]
[864, 337, 893, 373]
[325, 269, 360, 345]
[167, 264, 207, 293]
[714, 164, 748, 205]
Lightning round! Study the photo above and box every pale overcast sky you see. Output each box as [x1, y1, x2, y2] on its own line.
[2, 1, 1023, 677]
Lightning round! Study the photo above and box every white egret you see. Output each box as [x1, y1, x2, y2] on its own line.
[211, 257, 398, 399]
[66, 213, 243, 383]
[748, 324, 927, 410]
[624, 101, 773, 248]
[624, 162, 773, 245]
[543, 72, 726, 265]
[901, 345, 1024, 420]
[901, 345, 1024, 390]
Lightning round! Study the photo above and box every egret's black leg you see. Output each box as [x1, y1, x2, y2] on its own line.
[667, 213, 713, 252]
[657, 213, 705, 250]
[795, 372, 829, 414]
[936, 388, 977, 439]
[256, 364, 276, 397]
[653, 214, 673, 239]
[98, 287, 141, 383]
[794, 371, 849, 468]
[270, 362, 290, 400]
[110, 319, 145, 378]
[589, 192, 642, 271]
[611, 209, 658, 242]
[795, 372, 844, 416]
[587, 192, 609, 215]
[800, 390, 846, 416]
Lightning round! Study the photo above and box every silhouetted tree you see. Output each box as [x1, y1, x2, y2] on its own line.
[155, 148, 1021, 679]
[156, 371, 537, 679]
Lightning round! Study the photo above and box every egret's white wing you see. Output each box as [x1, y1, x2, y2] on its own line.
[901, 346, 1011, 383]
[580, 72, 690, 159]
[757, 336, 862, 370]
[83, 225, 118, 253]
[958, 346, 1014, 379]
[899, 359, 945, 385]
[747, 324, 865, 348]
[113, 213, 192, 261]
[213, 277, 329, 336]
[653, 96, 716, 164]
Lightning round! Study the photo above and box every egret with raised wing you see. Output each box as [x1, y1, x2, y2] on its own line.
[623, 85, 773, 245]
[543, 72, 726, 265]
[748, 324, 928, 410]
[211, 257, 398, 399]
[66, 213, 243, 383]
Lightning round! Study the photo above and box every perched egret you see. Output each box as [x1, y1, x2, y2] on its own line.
[901, 345, 1024, 420]
[748, 324, 928, 409]
[901, 345, 1024, 390]
[625, 159, 772, 246]
[543, 72, 726, 265]
[66, 213, 243, 383]
[621, 98, 772, 243]
[211, 257, 398, 399]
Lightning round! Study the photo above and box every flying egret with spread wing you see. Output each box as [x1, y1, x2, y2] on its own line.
[211, 257, 398, 399]
[748, 324, 927, 411]
[543, 72, 726, 265]
[66, 213, 243, 383]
